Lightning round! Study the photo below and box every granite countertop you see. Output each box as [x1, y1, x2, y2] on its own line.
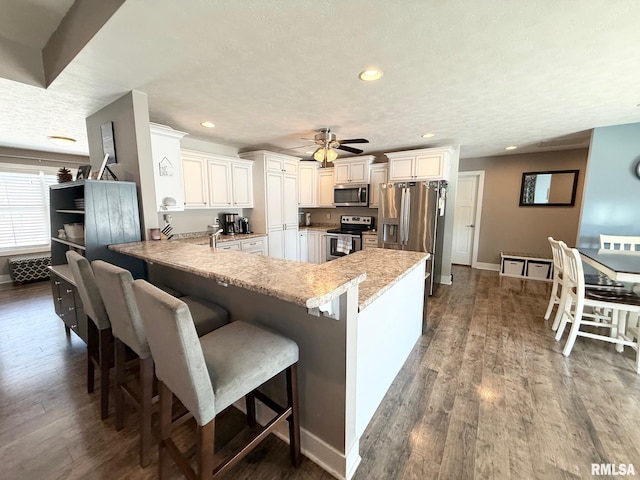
[298, 225, 338, 232]
[109, 241, 428, 312]
[173, 233, 267, 245]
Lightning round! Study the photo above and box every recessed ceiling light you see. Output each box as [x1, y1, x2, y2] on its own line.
[47, 135, 76, 146]
[505, 145, 518, 150]
[359, 69, 383, 81]
[200, 121, 215, 128]
[422, 133, 436, 138]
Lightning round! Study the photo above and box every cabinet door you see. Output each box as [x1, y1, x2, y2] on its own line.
[415, 154, 444, 179]
[232, 162, 253, 207]
[334, 164, 351, 184]
[369, 164, 388, 208]
[268, 227, 284, 259]
[283, 174, 299, 226]
[283, 225, 299, 261]
[182, 156, 209, 207]
[266, 156, 283, 172]
[349, 161, 369, 183]
[151, 128, 185, 211]
[298, 231, 308, 262]
[298, 164, 317, 207]
[283, 160, 298, 175]
[317, 170, 334, 207]
[266, 172, 284, 229]
[388, 157, 414, 181]
[307, 231, 319, 264]
[208, 160, 232, 207]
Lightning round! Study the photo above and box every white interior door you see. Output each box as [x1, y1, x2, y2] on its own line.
[452, 172, 481, 265]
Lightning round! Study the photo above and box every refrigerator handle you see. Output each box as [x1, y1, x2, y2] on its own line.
[399, 187, 406, 245]
[403, 187, 411, 245]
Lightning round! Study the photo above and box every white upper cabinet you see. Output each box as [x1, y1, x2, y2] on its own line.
[385, 147, 453, 181]
[332, 156, 374, 184]
[369, 163, 388, 208]
[182, 149, 253, 208]
[182, 151, 209, 207]
[150, 123, 188, 211]
[298, 162, 318, 207]
[317, 168, 335, 207]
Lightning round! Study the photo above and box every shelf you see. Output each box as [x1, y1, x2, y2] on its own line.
[56, 209, 85, 214]
[51, 237, 86, 250]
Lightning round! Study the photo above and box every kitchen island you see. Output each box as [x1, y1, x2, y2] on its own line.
[110, 241, 428, 480]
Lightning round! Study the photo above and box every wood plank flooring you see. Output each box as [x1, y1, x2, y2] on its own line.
[2, 266, 640, 479]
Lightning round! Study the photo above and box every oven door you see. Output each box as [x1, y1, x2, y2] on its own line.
[326, 234, 362, 261]
[333, 184, 369, 206]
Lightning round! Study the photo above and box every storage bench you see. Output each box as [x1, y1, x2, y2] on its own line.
[9, 253, 51, 283]
[500, 252, 553, 282]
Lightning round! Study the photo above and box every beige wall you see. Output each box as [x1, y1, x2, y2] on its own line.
[460, 149, 588, 265]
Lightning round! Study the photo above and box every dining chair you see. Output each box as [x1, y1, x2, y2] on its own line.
[544, 237, 564, 322]
[92, 260, 230, 467]
[554, 243, 640, 373]
[600, 234, 640, 251]
[131, 279, 301, 480]
[66, 251, 112, 420]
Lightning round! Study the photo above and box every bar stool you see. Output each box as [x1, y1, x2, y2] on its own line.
[66, 251, 112, 420]
[131, 279, 301, 479]
[92, 260, 230, 467]
[555, 243, 640, 373]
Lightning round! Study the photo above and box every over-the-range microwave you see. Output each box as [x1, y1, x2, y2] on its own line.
[333, 184, 369, 207]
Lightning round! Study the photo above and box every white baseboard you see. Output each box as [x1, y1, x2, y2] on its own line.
[438, 274, 453, 285]
[233, 399, 358, 480]
[474, 262, 500, 272]
[0, 274, 13, 284]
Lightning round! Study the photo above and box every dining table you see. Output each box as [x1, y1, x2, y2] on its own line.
[579, 248, 640, 283]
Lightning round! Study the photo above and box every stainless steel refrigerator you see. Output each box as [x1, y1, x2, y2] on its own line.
[377, 181, 447, 296]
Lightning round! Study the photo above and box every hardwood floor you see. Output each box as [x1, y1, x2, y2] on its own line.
[2, 266, 640, 479]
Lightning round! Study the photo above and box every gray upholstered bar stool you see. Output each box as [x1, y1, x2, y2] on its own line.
[132, 279, 301, 480]
[66, 251, 112, 420]
[92, 260, 230, 467]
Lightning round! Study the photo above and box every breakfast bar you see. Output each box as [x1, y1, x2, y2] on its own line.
[110, 240, 428, 480]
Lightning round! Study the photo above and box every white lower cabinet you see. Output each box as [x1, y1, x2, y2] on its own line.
[217, 241, 240, 251]
[307, 230, 326, 264]
[298, 230, 308, 262]
[268, 225, 298, 260]
[217, 236, 266, 255]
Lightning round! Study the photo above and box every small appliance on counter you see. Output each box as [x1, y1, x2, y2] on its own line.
[222, 213, 239, 235]
[239, 217, 251, 234]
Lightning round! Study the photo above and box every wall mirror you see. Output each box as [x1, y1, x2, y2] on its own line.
[519, 169, 579, 206]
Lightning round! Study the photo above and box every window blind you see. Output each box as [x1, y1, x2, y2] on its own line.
[0, 167, 58, 251]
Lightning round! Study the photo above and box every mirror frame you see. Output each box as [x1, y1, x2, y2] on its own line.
[519, 169, 579, 207]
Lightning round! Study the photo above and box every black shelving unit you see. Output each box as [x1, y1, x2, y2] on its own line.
[48, 180, 144, 342]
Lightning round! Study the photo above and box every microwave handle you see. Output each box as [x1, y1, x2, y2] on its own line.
[358, 187, 363, 202]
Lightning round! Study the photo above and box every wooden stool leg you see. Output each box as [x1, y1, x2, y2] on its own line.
[245, 391, 256, 427]
[114, 338, 126, 430]
[159, 382, 173, 480]
[197, 421, 214, 480]
[98, 329, 110, 420]
[140, 356, 154, 467]
[87, 321, 97, 394]
[286, 364, 301, 467]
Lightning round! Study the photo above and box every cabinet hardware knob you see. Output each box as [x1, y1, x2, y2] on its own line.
[57, 297, 62, 301]
[60, 313, 65, 317]
[71, 324, 77, 329]
[54, 281, 61, 285]
[68, 307, 75, 311]
[216, 280, 229, 287]
[66, 289, 73, 293]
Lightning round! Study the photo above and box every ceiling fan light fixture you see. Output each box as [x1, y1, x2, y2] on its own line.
[47, 135, 77, 146]
[326, 148, 338, 162]
[359, 69, 383, 81]
[313, 148, 325, 162]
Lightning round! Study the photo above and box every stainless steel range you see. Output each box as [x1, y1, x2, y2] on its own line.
[325, 215, 375, 261]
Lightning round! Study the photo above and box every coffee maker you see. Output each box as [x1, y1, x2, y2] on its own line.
[222, 213, 238, 235]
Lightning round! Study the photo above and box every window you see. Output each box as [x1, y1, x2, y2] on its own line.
[0, 164, 58, 252]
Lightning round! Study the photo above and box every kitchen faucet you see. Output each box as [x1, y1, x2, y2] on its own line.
[209, 228, 224, 248]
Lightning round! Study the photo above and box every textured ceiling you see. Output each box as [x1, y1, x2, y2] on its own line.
[1, 0, 639, 160]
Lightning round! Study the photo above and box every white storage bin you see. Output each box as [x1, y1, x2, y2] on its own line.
[502, 258, 525, 276]
[527, 261, 552, 279]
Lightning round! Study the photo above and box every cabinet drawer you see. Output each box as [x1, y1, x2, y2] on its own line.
[240, 237, 266, 251]
[218, 242, 240, 250]
[362, 236, 378, 246]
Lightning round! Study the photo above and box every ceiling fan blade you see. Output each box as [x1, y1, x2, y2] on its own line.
[339, 138, 369, 144]
[337, 145, 364, 154]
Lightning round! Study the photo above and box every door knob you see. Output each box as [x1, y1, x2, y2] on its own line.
[466, 224, 475, 228]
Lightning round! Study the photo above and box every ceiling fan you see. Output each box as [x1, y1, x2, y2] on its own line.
[306, 128, 369, 165]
